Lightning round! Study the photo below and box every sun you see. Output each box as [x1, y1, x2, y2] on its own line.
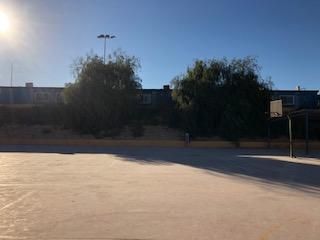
[0, 12, 10, 33]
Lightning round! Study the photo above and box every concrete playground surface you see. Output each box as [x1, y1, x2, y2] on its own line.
[0, 146, 319, 240]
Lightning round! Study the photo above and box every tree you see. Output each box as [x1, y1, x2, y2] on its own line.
[64, 51, 141, 136]
[171, 57, 272, 140]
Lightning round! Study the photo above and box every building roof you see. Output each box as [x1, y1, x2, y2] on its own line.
[141, 89, 172, 92]
[272, 89, 319, 93]
[0, 86, 64, 90]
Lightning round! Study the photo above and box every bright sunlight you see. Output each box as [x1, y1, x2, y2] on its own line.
[0, 11, 10, 33]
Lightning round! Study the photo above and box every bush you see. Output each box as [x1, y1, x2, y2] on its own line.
[41, 128, 52, 134]
[0, 105, 67, 127]
[172, 57, 272, 139]
[64, 52, 141, 135]
[129, 121, 144, 137]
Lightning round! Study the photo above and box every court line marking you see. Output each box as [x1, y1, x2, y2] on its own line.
[0, 191, 34, 212]
[0, 236, 27, 239]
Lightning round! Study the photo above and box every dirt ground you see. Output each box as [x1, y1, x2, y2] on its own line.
[0, 146, 319, 240]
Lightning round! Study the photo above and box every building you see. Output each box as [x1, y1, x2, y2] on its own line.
[271, 89, 319, 114]
[0, 83, 318, 113]
[139, 85, 172, 107]
[0, 83, 172, 107]
[0, 83, 64, 106]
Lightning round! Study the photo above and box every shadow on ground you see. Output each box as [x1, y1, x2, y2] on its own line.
[0, 145, 320, 193]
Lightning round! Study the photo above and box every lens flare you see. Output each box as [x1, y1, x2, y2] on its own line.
[0, 12, 10, 33]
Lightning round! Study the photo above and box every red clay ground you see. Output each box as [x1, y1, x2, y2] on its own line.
[0, 146, 319, 240]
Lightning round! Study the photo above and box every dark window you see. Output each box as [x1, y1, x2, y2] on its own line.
[35, 93, 49, 102]
[142, 94, 152, 104]
[280, 95, 294, 106]
[56, 93, 63, 103]
[43, 93, 49, 100]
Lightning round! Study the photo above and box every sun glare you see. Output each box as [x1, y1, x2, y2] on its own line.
[0, 12, 10, 33]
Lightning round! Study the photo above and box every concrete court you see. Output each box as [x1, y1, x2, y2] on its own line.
[0, 146, 319, 240]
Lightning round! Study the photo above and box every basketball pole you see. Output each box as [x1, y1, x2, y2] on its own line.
[267, 119, 271, 148]
[305, 112, 309, 155]
[287, 115, 293, 158]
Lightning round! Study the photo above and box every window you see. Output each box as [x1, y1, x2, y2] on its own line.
[280, 95, 295, 106]
[142, 94, 152, 104]
[56, 93, 63, 103]
[35, 93, 49, 102]
[43, 93, 49, 101]
[35, 93, 41, 101]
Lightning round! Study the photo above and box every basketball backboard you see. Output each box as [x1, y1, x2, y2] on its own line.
[270, 100, 283, 118]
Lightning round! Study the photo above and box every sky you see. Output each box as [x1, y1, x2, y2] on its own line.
[0, 0, 319, 90]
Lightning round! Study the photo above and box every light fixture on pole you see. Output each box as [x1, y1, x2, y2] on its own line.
[97, 34, 116, 64]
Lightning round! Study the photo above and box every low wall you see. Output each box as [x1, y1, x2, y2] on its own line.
[0, 138, 319, 150]
[0, 139, 184, 148]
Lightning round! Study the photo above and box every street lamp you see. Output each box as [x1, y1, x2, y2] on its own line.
[97, 34, 116, 64]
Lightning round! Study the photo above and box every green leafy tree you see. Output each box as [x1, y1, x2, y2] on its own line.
[64, 51, 141, 136]
[172, 57, 272, 140]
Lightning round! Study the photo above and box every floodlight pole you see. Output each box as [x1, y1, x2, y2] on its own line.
[103, 37, 107, 64]
[97, 34, 116, 64]
[10, 63, 13, 87]
[9, 63, 14, 105]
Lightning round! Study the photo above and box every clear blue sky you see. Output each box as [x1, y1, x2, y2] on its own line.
[0, 0, 319, 90]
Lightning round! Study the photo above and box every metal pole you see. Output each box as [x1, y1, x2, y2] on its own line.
[103, 37, 106, 64]
[267, 119, 271, 148]
[287, 115, 293, 158]
[305, 112, 309, 155]
[9, 63, 13, 105]
[10, 63, 13, 87]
